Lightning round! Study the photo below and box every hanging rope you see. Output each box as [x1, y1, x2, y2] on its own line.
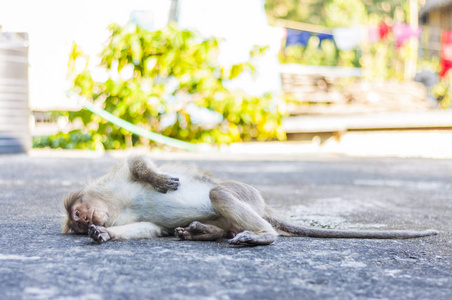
[73, 95, 200, 152]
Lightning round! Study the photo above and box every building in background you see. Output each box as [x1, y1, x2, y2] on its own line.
[420, 0, 452, 30]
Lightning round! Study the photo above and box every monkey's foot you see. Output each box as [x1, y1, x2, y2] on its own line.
[88, 225, 111, 244]
[228, 231, 276, 246]
[153, 175, 180, 194]
[175, 221, 223, 241]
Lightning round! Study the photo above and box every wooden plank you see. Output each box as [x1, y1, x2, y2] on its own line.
[283, 111, 452, 133]
[280, 64, 362, 78]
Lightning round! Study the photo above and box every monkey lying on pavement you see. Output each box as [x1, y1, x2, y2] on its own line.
[62, 155, 439, 246]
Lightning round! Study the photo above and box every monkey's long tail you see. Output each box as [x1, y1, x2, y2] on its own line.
[267, 217, 439, 239]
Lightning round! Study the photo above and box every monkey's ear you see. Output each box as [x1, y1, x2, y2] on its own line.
[62, 191, 81, 234]
[63, 191, 83, 213]
[62, 219, 74, 234]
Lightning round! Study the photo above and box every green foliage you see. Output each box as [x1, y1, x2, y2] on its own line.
[280, 38, 360, 68]
[33, 131, 97, 150]
[324, 0, 368, 27]
[265, 0, 407, 26]
[365, 34, 408, 80]
[265, 0, 327, 25]
[432, 73, 452, 109]
[416, 57, 450, 108]
[36, 23, 285, 150]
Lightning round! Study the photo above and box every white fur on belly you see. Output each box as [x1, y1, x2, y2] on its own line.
[115, 173, 216, 228]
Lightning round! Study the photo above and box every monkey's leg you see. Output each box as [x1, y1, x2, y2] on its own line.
[209, 182, 278, 246]
[175, 221, 224, 241]
[89, 222, 163, 244]
[128, 155, 179, 193]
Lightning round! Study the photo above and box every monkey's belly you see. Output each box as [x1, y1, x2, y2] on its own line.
[131, 180, 217, 229]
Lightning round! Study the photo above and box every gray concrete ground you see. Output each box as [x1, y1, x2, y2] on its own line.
[0, 152, 451, 299]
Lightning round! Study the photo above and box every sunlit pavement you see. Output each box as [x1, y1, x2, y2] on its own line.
[1, 152, 451, 299]
[226, 131, 452, 159]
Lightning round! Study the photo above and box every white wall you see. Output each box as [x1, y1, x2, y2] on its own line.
[0, 0, 171, 110]
[0, 0, 283, 111]
[178, 0, 283, 97]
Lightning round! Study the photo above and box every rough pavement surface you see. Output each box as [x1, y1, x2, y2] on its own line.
[0, 153, 451, 299]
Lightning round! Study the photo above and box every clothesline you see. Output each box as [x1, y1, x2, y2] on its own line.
[281, 21, 452, 78]
[284, 22, 417, 51]
[272, 19, 331, 35]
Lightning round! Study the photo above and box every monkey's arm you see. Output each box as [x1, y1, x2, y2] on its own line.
[89, 222, 163, 243]
[128, 155, 179, 193]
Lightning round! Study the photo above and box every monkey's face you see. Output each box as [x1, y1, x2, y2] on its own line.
[71, 199, 109, 233]
[64, 192, 110, 234]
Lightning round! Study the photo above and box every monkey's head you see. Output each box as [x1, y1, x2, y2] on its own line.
[62, 191, 110, 234]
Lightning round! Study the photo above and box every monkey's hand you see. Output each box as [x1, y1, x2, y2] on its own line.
[153, 175, 180, 194]
[88, 225, 112, 244]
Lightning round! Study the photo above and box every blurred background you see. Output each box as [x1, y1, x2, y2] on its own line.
[1, 0, 452, 157]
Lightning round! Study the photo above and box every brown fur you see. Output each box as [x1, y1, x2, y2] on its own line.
[62, 155, 439, 246]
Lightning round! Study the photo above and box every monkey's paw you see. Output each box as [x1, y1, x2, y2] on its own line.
[154, 176, 180, 193]
[88, 225, 111, 244]
[175, 221, 223, 241]
[228, 231, 276, 246]
[175, 227, 193, 240]
[175, 221, 206, 240]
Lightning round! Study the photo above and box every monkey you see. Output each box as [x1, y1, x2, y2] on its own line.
[62, 155, 439, 246]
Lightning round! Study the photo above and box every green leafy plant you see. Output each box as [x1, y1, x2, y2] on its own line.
[432, 74, 452, 108]
[35, 23, 285, 150]
[280, 38, 360, 68]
